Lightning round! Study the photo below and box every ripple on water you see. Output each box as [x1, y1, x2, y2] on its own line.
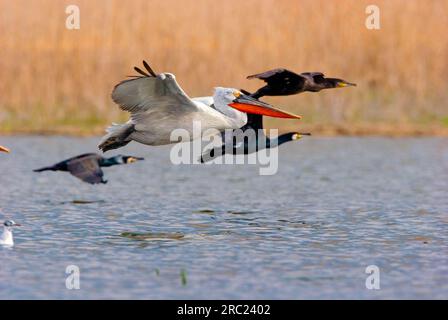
[1, 136, 447, 299]
[120, 231, 185, 241]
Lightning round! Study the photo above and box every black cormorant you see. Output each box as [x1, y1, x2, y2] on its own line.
[33, 153, 143, 184]
[247, 69, 356, 99]
[200, 113, 310, 163]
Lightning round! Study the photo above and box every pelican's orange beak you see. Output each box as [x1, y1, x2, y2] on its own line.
[229, 93, 301, 119]
[0, 146, 10, 153]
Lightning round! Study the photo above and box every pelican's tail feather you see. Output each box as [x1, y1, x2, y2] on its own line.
[98, 122, 135, 152]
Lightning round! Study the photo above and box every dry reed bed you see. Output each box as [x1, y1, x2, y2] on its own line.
[0, 0, 447, 134]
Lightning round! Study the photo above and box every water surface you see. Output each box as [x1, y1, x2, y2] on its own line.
[0, 136, 447, 299]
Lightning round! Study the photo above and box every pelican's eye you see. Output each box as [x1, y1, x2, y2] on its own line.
[292, 133, 301, 140]
[233, 91, 241, 98]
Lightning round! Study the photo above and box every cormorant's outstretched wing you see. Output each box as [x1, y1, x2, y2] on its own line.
[300, 72, 325, 84]
[33, 153, 99, 172]
[64, 153, 100, 162]
[247, 69, 306, 86]
[246, 69, 307, 98]
[66, 155, 106, 184]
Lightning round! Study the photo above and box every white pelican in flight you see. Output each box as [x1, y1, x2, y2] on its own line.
[99, 61, 301, 152]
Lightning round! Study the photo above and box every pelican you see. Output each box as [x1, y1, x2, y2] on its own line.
[200, 112, 310, 163]
[247, 68, 356, 98]
[0, 146, 10, 153]
[1, 220, 21, 247]
[98, 61, 302, 152]
[34, 153, 143, 184]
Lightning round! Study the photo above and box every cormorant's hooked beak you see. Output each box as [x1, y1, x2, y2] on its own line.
[292, 132, 312, 140]
[336, 80, 356, 88]
[0, 146, 10, 153]
[126, 156, 144, 164]
[229, 92, 302, 119]
[6, 222, 21, 227]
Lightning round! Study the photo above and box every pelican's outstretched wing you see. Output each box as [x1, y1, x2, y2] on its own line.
[112, 61, 200, 118]
[100, 61, 218, 151]
[66, 155, 106, 184]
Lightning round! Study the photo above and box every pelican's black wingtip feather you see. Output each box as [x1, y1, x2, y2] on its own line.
[134, 66, 150, 77]
[142, 60, 157, 77]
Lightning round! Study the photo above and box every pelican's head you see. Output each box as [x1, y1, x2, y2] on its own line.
[3, 220, 21, 230]
[158, 72, 176, 81]
[213, 87, 242, 106]
[213, 87, 247, 120]
[213, 87, 302, 120]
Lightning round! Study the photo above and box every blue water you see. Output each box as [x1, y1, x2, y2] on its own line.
[0, 136, 447, 299]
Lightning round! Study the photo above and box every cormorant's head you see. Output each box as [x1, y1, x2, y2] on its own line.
[104, 155, 144, 166]
[291, 132, 312, 141]
[4, 220, 21, 229]
[120, 155, 144, 164]
[326, 78, 357, 89]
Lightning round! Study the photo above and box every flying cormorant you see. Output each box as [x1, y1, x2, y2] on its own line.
[200, 112, 310, 163]
[33, 153, 143, 184]
[248, 69, 356, 99]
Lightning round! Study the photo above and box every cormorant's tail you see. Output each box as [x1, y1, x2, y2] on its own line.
[33, 166, 55, 172]
[98, 122, 135, 152]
